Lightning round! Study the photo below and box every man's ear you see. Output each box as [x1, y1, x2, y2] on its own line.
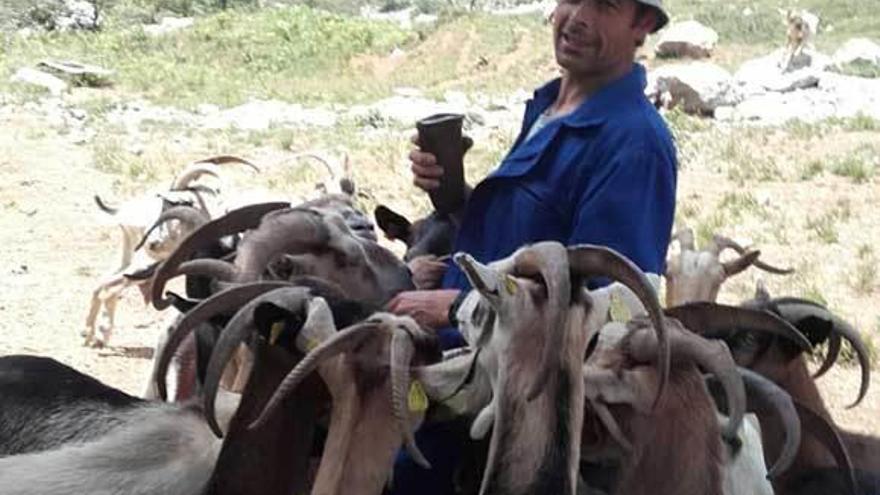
[632, 5, 657, 39]
[374, 205, 412, 242]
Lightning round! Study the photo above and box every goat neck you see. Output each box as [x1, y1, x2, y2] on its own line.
[201, 338, 321, 495]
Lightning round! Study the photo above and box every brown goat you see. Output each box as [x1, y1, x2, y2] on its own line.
[580, 317, 746, 495]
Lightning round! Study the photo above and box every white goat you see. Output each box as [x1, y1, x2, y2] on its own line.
[84, 156, 257, 347]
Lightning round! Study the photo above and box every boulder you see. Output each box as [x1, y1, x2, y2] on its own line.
[735, 48, 830, 93]
[833, 38, 880, 68]
[649, 62, 738, 115]
[655, 21, 719, 59]
[142, 17, 194, 37]
[10, 67, 68, 95]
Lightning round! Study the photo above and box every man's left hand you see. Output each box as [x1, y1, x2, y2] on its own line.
[386, 289, 460, 330]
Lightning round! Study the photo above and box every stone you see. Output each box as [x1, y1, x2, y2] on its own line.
[10, 67, 68, 95]
[655, 21, 719, 59]
[650, 62, 738, 115]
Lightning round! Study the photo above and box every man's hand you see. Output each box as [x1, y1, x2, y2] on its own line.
[408, 255, 448, 290]
[386, 289, 460, 330]
[409, 134, 473, 193]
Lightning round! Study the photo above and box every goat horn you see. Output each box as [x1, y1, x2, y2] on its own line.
[671, 227, 696, 251]
[721, 250, 761, 277]
[134, 205, 210, 252]
[664, 302, 811, 351]
[628, 319, 746, 442]
[155, 281, 291, 401]
[390, 325, 431, 469]
[203, 287, 314, 437]
[737, 368, 800, 479]
[714, 235, 795, 275]
[773, 302, 870, 408]
[171, 163, 221, 190]
[194, 154, 260, 172]
[510, 242, 571, 401]
[568, 244, 669, 411]
[250, 320, 380, 431]
[151, 201, 290, 309]
[176, 258, 239, 282]
[793, 399, 858, 495]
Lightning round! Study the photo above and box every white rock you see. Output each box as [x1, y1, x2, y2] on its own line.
[655, 21, 719, 59]
[56, 0, 100, 31]
[735, 48, 830, 93]
[10, 68, 68, 96]
[833, 38, 880, 67]
[651, 62, 738, 115]
[142, 17, 195, 37]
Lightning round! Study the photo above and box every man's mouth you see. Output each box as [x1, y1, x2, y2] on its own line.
[560, 31, 593, 51]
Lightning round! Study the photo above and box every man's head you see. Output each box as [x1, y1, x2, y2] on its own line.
[552, 0, 667, 79]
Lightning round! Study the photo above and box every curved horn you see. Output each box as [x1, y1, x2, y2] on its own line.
[390, 325, 431, 468]
[773, 302, 870, 408]
[737, 368, 800, 479]
[151, 202, 290, 309]
[171, 163, 221, 191]
[673, 320, 747, 441]
[665, 302, 811, 351]
[134, 205, 210, 252]
[510, 242, 571, 401]
[793, 399, 857, 495]
[722, 250, 761, 277]
[568, 244, 668, 411]
[714, 235, 795, 275]
[202, 286, 314, 437]
[176, 258, 239, 282]
[249, 320, 380, 431]
[155, 281, 292, 401]
[812, 333, 842, 379]
[194, 155, 260, 173]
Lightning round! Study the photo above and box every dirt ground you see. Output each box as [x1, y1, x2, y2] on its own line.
[0, 97, 877, 440]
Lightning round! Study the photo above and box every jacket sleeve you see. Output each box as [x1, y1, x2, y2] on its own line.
[567, 144, 677, 276]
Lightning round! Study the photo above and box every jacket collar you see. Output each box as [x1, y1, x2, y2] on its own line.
[528, 63, 648, 129]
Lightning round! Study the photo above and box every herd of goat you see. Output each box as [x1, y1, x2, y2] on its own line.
[0, 156, 877, 495]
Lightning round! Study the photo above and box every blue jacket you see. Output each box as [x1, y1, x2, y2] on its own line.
[437, 64, 677, 348]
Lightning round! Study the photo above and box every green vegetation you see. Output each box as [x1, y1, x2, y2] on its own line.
[830, 145, 878, 183]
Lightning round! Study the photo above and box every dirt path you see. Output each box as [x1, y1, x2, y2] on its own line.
[0, 107, 160, 394]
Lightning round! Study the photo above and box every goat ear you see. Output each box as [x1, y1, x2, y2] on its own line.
[374, 205, 412, 241]
[722, 250, 760, 277]
[454, 253, 502, 302]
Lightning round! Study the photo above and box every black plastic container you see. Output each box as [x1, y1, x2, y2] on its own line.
[416, 113, 467, 215]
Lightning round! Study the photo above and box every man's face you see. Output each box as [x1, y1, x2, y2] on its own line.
[552, 0, 652, 78]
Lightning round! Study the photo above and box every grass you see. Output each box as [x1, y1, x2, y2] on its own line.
[828, 145, 878, 183]
[852, 244, 878, 295]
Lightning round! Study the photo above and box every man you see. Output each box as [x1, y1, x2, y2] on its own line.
[387, 0, 676, 492]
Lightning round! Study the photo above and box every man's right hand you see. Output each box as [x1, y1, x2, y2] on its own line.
[408, 134, 473, 193]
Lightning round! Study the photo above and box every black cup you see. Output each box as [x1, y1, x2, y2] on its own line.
[416, 113, 466, 215]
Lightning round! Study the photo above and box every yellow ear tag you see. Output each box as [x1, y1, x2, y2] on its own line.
[504, 276, 518, 295]
[305, 337, 320, 352]
[609, 292, 632, 322]
[269, 321, 285, 345]
[408, 380, 429, 413]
